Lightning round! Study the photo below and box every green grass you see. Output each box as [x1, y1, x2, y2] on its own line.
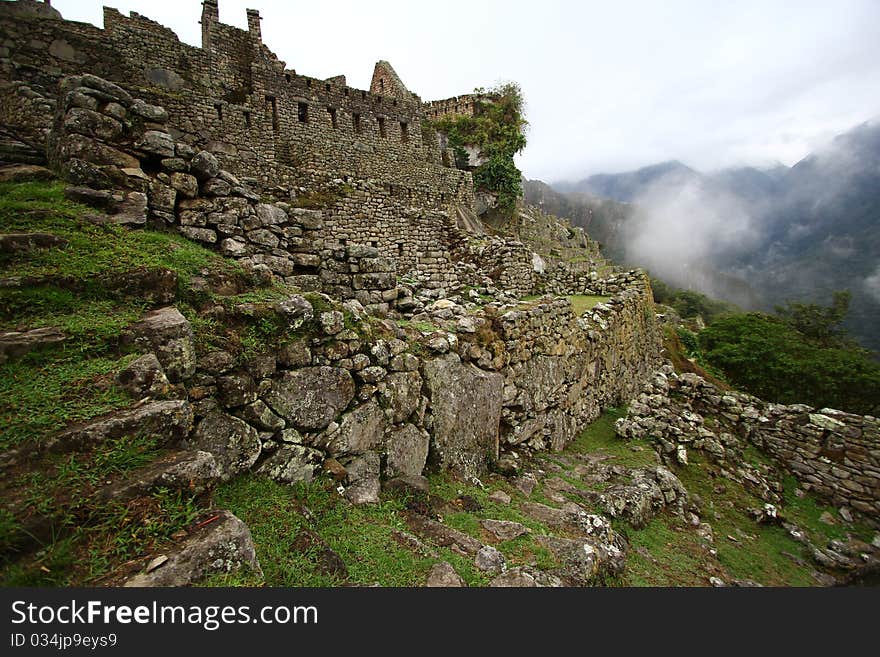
[1, 487, 200, 586]
[779, 475, 874, 546]
[568, 407, 658, 470]
[0, 178, 225, 584]
[0, 181, 237, 286]
[213, 474, 454, 586]
[675, 452, 817, 586]
[618, 515, 708, 586]
[567, 295, 611, 315]
[396, 319, 437, 333]
[213, 469, 574, 587]
[0, 353, 135, 449]
[1, 411, 199, 585]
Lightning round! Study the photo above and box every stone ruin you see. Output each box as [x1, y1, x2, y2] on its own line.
[0, 0, 877, 586]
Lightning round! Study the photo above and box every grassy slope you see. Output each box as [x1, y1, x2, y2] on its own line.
[209, 406, 862, 587]
[0, 179, 864, 587]
[0, 180, 271, 584]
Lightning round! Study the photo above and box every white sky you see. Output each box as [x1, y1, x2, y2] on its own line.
[52, 0, 880, 183]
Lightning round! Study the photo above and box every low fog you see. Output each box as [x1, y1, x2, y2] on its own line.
[623, 177, 760, 306]
[608, 118, 879, 348]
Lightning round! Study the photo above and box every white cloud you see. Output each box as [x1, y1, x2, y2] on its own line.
[864, 266, 880, 303]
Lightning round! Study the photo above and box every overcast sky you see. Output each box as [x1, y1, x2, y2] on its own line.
[53, 0, 880, 183]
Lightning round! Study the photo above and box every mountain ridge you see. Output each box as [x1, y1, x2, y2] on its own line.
[526, 118, 880, 350]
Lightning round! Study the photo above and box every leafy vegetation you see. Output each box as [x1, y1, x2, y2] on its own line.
[650, 277, 739, 324]
[434, 82, 528, 212]
[699, 301, 880, 414]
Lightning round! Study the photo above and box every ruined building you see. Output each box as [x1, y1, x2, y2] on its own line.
[0, 0, 508, 290]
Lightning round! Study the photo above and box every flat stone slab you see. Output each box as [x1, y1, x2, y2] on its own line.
[47, 400, 193, 455]
[0, 233, 68, 253]
[480, 519, 529, 542]
[0, 326, 66, 363]
[124, 510, 262, 586]
[95, 450, 220, 502]
[404, 511, 483, 556]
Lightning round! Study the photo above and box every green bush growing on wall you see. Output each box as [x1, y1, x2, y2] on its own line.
[434, 82, 528, 213]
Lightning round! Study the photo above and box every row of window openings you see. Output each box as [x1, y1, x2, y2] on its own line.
[254, 100, 409, 142]
[214, 101, 409, 142]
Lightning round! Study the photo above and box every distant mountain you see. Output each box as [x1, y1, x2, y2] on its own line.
[521, 178, 632, 262]
[742, 121, 880, 350]
[530, 119, 880, 351]
[705, 165, 787, 205]
[556, 160, 700, 201]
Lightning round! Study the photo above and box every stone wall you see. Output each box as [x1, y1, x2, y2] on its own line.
[424, 94, 479, 121]
[536, 267, 650, 297]
[494, 282, 663, 452]
[0, 1, 474, 286]
[46, 74, 401, 308]
[617, 369, 880, 522]
[453, 236, 536, 298]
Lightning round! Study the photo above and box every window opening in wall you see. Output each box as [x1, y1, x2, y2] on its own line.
[361, 91, 366, 100]
[306, 79, 312, 88]
[325, 83, 331, 92]
[353, 113, 362, 134]
[400, 121, 408, 143]
[344, 88, 349, 96]
[265, 95, 278, 132]
[397, 242, 404, 256]
[378, 116, 386, 138]
[243, 110, 251, 127]
[285, 73, 291, 82]
[214, 103, 223, 120]
[328, 107, 337, 128]
[379, 78, 385, 94]
[298, 102, 308, 123]
[393, 99, 397, 106]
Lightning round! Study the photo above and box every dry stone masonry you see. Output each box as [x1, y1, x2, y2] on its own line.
[617, 365, 880, 523]
[8, 0, 814, 586]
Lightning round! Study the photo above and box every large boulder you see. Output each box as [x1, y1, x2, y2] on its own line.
[422, 353, 503, 477]
[116, 352, 170, 398]
[380, 371, 422, 424]
[264, 367, 354, 431]
[534, 535, 626, 586]
[124, 510, 261, 586]
[425, 562, 466, 587]
[327, 401, 387, 455]
[187, 410, 261, 479]
[385, 424, 429, 478]
[257, 444, 322, 484]
[128, 307, 196, 381]
[190, 150, 220, 181]
[342, 451, 381, 504]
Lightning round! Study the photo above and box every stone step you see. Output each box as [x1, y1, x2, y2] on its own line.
[0, 449, 217, 558]
[0, 400, 193, 474]
[93, 449, 221, 503]
[0, 138, 46, 166]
